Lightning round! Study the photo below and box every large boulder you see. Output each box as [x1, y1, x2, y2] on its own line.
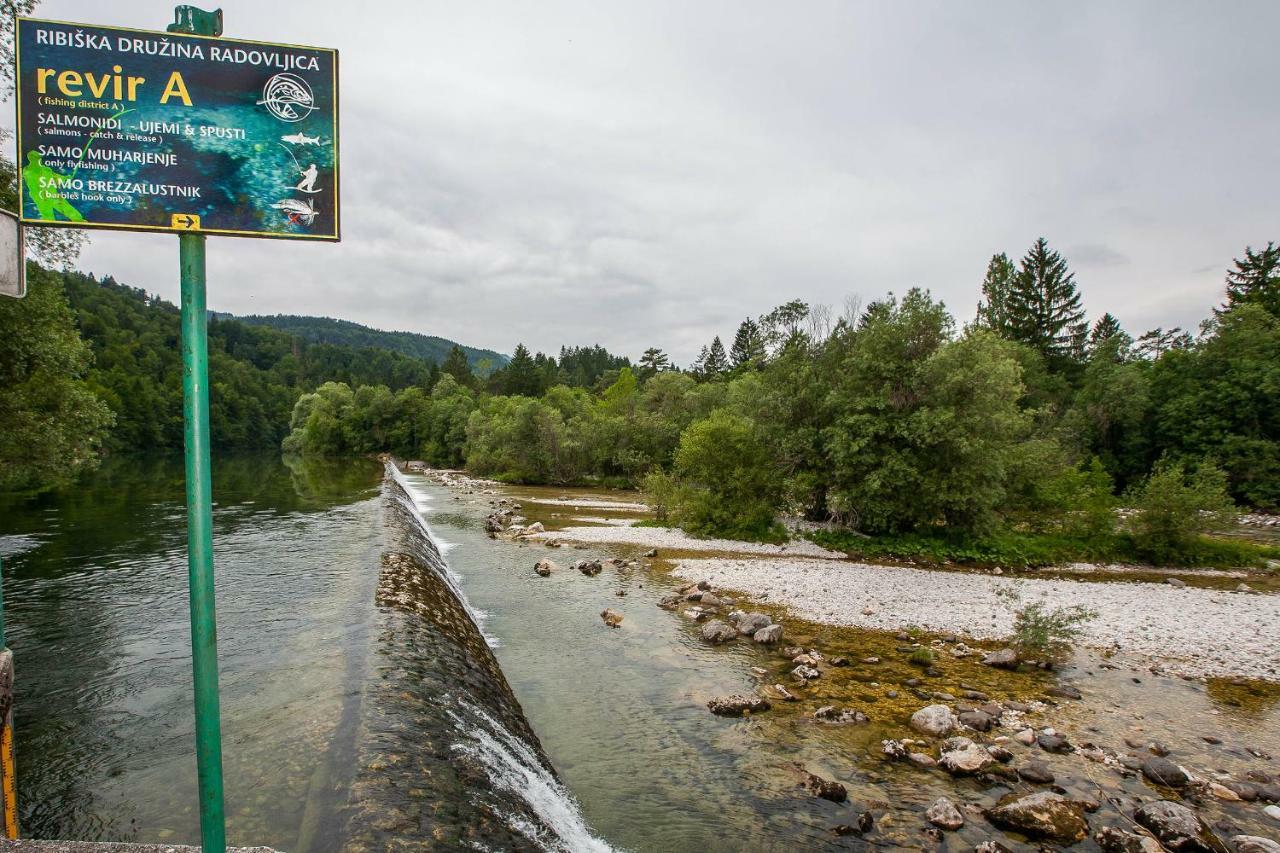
[707, 694, 771, 717]
[735, 611, 773, 635]
[700, 619, 738, 644]
[959, 709, 994, 732]
[910, 704, 957, 737]
[1133, 801, 1227, 852]
[575, 559, 603, 576]
[986, 791, 1089, 843]
[939, 737, 996, 775]
[533, 559, 556, 577]
[1231, 838, 1280, 853]
[925, 796, 964, 831]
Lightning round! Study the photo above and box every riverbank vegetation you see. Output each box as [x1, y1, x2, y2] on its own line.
[279, 238, 1279, 567]
[4, 236, 1278, 569]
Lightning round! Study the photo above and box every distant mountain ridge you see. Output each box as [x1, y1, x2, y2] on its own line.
[226, 314, 508, 369]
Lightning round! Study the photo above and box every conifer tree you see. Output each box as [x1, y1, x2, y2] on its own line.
[729, 319, 765, 368]
[442, 344, 475, 389]
[974, 252, 1016, 334]
[1221, 241, 1280, 318]
[1005, 238, 1086, 364]
[705, 336, 728, 375]
[503, 343, 541, 396]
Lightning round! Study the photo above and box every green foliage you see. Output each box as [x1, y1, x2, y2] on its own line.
[1004, 237, 1087, 367]
[233, 313, 506, 369]
[1221, 241, 1280, 319]
[662, 409, 784, 541]
[0, 265, 114, 492]
[1124, 458, 1236, 564]
[908, 648, 935, 666]
[996, 585, 1096, 657]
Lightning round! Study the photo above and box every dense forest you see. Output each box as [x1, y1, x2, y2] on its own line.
[281, 238, 1280, 565]
[0, 264, 628, 491]
[224, 314, 507, 371]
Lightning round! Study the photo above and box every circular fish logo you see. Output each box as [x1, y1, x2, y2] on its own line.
[258, 73, 316, 122]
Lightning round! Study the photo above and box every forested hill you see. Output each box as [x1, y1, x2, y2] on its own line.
[60, 270, 442, 452]
[227, 314, 507, 371]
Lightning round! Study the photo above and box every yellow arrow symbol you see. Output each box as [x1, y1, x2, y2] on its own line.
[171, 214, 201, 230]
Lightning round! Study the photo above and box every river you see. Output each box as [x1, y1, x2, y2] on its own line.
[2, 455, 1279, 851]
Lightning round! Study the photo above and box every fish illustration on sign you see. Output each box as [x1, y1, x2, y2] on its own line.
[271, 198, 318, 225]
[280, 133, 321, 145]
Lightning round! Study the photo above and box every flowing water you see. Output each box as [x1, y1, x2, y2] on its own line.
[2, 455, 1278, 851]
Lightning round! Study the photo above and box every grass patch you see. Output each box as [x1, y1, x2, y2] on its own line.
[810, 528, 1280, 570]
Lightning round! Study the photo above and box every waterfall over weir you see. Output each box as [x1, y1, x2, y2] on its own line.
[338, 464, 613, 851]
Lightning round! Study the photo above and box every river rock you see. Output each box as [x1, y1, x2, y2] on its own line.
[600, 608, 623, 628]
[959, 710, 994, 732]
[658, 594, 683, 608]
[939, 737, 996, 775]
[735, 612, 772, 635]
[792, 664, 821, 682]
[754, 624, 783, 644]
[910, 704, 957, 737]
[1233, 838, 1280, 853]
[1142, 755, 1190, 788]
[1038, 733, 1072, 753]
[986, 791, 1089, 843]
[643, 548, 658, 558]
[925, 796, 964, 830]
[576, 559, 603, 576]
[534, 559, 557, 576]
[1046, 684, 1084, 700]
[1014, 728, 1037, 745]
[700, 619, 737, 644]
[908, 752, 937, 769]
[707, 694, 771, 716]
[1095, 827, 1164, 852]
[1134, 800, 1226, 852]
[1266, 804, 1280, 822]
[800, 770, 847, 803]
[982, 648, 1020, 670]
[697, 592, 724, 608]
[974, 843, 1015, 853]
[1018, 761, 1055, 784]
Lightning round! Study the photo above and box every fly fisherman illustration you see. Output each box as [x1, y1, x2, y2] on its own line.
[261, 71, 326, 228]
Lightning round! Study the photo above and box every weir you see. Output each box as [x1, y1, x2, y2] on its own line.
[334, 463, 611, 851]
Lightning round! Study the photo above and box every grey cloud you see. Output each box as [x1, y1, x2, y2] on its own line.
[12, 0, 1280, 361]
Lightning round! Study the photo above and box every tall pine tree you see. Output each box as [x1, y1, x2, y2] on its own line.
[729, 319, 765, 368]
[1005, 238, 1086, 365]
[705, 336, 728, 375]
[1221, 241, 1280, 318]
[974, 252, 1016, 334]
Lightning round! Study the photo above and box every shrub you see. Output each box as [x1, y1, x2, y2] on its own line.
[996, 585, 1096, 657]
[1124, 458, 1235, 564]
[908, 648, 935, 666]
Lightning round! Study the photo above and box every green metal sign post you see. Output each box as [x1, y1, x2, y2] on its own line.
[170, 9, 226, 853]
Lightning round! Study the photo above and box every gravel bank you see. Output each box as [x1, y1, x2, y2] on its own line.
[671, 558, 1280, 680]
[520, 497, 649, 511]
[531, 526, 845, 558]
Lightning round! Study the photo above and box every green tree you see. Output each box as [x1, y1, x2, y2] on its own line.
[1005, 238, 1087, 367]
[729, 318, 765, 369]
[1087, 313, 1129, 358]
[662, 409, 783, 540]
[1221, 241, 1280, 319]
[974, 252, 1017, 334]
[1136, 327, 1191, 359]
[637, 347, 671, 380]
[1124, 458, 1235, 564]
[442, 344, 475, 389]
[0, 266, 114, 491]
[704, 336, 728, 376]
[500, 343, 542, 396]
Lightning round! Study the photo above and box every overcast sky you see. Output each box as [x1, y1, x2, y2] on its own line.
[12, 1, 1280, 363]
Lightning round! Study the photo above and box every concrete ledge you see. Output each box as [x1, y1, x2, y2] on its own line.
[0, 843, 281, 852]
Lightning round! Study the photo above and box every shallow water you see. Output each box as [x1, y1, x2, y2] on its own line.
[409, 473, 1280, 850]
[4, 457, 1278, 851]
